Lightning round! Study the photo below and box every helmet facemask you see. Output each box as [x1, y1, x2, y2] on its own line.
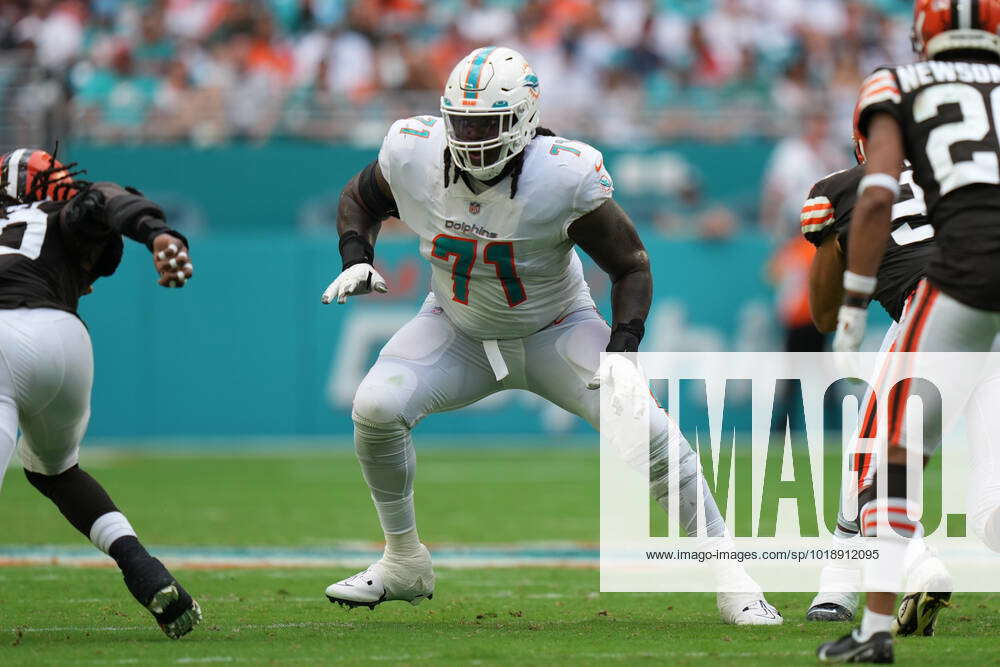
[441, 100, 534, 181]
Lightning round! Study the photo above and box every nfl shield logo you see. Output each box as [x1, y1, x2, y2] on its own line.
[469, 202, 481, 215]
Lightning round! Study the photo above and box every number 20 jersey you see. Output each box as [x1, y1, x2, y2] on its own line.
[857, 61, 1000, 311]
[378, 116, 613, 340]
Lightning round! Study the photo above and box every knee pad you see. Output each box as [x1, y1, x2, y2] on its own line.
[352, 364, 418, 427]
[971, 502, 1000, 552]
[983, 512, 1000, 553]
[352, 392, 406, 428]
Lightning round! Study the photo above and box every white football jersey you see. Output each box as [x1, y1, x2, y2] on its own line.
[378, 115, 614, 340]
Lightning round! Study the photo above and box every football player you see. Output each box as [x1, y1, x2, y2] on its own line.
[802, 127, 953, 634]
[822, 0, 1000, 661]
[0, 148, 201, 639]
[320, 46, 782, 625]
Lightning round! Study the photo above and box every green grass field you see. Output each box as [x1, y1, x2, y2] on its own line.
[1, 447, 997, 665]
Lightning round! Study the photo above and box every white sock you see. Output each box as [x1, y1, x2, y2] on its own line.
[88, 511, 137, 555]
[699, 536, 762, 596]
[373, 493, 416, 536]
[856, 607, 894, 640]
[374, 494, 421, 560]
[860, 499, 920, 593]
[814, 532, 862, 604]
[384, 527, 422, 560]
[834, 525, 858, 540]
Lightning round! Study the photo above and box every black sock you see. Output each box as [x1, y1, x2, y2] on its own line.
[24, 465, 118, 537]
[109, 535, 152, 571]
[110, 536, 174, 607]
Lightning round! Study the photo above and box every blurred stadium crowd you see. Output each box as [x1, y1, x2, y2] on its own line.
[1, 0, 916, 147]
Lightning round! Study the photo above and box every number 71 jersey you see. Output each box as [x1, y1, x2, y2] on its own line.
[377, 116, 614, 340]
[856, 62, 1000, 311]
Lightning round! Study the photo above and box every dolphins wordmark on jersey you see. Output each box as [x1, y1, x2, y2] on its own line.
[378, 115, 615, 340]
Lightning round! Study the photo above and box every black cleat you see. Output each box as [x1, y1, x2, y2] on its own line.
[808, 603, 855, 622]
[894, 591, 951, 637]
[818, 630, 894, 663]
[122, 556, 201, 639]
[146, 582, 202, 639]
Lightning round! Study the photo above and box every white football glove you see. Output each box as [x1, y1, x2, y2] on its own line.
[833, 305, 867, 353]
[321, 263, 388, 304]
[587, 353, 648, 420]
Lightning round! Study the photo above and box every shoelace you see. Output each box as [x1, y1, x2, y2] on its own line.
[341, 568, 376, 586]
[742, 600, 775, 616]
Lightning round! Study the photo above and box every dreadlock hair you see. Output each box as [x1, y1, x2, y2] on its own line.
[0, 144, 91, 207]
[443, 126, 557, 200]
[442, 142, 462, 191]
[33, 143, 91, 203]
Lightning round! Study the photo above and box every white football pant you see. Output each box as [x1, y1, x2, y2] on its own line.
[837, 280, 1000, 544]
[351, 294, 722, 540]
[0, 307, 92, 489]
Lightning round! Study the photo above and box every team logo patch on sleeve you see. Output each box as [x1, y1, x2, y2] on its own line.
[857, 70, 902, 111]
[800, 196, 835, 234]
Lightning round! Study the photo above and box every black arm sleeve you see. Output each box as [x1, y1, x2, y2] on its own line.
[60, 182, 187, 252]
[357, 161, 398, 220]
[94, 182, 187, 250]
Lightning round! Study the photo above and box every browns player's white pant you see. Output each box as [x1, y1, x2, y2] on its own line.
[886, 279, 1000, 455]
[0, 308, 92, 489]
[832, 287, 930, 537]
[352, 294, 724, 541]
[879, 279, 1000, 554]
[839, 282, 1000, 523]
[817, 284, 1000, 605]
[812, 309, 909, 609]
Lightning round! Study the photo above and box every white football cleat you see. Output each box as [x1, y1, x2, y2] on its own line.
[325, 545, 435, 610]
[718, 593, 784, 626]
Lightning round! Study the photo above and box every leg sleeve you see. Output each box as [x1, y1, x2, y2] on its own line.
[352, 305, 499, 521]
[523, 309, 727, 538]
